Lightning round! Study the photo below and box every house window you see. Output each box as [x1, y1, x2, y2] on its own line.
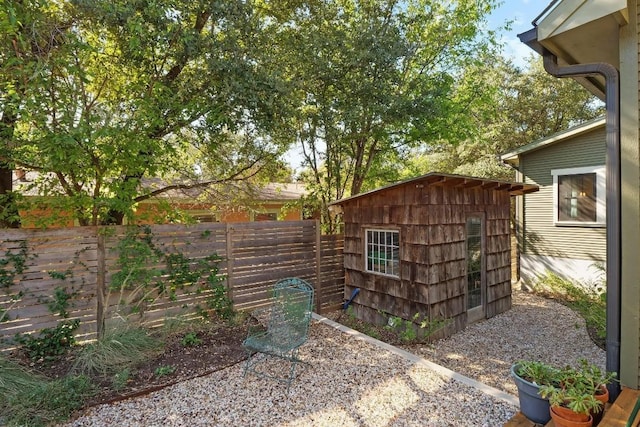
[255, 212, 278, 221]
[365, 229, 399, 277]
[552, 166, 605, 226]
[191, 212, 219, 223]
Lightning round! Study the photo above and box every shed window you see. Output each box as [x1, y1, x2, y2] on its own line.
[552, 166, 605, 226]
[365, 229, 399, 277]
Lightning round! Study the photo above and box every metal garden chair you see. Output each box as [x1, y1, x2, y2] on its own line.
[242, 277, 314, 392]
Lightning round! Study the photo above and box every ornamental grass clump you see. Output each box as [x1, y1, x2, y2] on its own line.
[0, 356, 94, 427]
[72, 324, 162, 377]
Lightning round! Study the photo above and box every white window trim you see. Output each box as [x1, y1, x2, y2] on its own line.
[551, 165, 605, 227]
[364, 228, 400, 278]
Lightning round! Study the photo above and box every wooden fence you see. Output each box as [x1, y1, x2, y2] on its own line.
[0, 220, 344, 347]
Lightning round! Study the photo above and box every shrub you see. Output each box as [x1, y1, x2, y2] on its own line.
[15, 319, 80, 362]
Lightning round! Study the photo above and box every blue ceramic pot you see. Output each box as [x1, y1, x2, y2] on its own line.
[511, 363, 552, 424]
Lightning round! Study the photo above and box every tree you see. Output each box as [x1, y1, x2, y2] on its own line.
[405, 55, 605, 180]
[0, 0, 73, 227]
[2, 0, 291, 226]
[270, 0, 500, 232]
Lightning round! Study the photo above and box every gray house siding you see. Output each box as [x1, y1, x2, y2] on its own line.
[502, 122, 608, 286]
[520, 127, 607, 262]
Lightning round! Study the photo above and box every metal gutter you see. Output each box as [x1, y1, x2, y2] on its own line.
[541, 50, 621, 402]
[531, 0, 561, 27]
[518, 24, 621, 399]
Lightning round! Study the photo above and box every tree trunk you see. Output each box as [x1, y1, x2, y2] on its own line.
[0, 166, 20, 228]
[0, 108, 21, 228]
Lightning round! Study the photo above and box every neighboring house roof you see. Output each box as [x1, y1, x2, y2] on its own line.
[500, 117, 606, 167]
[254, 183, 307, 201]
[142, 179, 306, 202]
[11, 172, 306, 203]
[330, 172, 538, 207]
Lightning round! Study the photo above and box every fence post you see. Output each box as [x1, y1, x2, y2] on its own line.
[96, 231, 106, 339]
[226, 223, 234, 303]
[315, 219, 322, 314]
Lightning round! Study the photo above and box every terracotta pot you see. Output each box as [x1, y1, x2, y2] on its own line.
[550, 406, 594, 427]
[594, 384, 609, 406]
[592, 385, 609, 425]
[552, 405, 592, 423]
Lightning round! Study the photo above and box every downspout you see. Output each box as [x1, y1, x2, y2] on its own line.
[542, 50, 621, 401]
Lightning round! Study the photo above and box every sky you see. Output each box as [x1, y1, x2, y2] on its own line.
[489, 0, 549, 68]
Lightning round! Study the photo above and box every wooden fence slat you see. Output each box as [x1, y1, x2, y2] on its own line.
[0, 222, 345, 348]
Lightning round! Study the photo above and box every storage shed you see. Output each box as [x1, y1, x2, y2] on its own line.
[330, 172, 539, 339]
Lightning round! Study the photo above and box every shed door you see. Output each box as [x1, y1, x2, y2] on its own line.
[466, 215, 486, 323]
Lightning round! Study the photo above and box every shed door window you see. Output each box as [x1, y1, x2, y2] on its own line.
[466, 217, 483, 311]
[365, 229, 399, 277]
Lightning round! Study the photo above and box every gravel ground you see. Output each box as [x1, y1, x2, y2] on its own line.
[399, 289, 606, 396]
[62, 289, 604, 427]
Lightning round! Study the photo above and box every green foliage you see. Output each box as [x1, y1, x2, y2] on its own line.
[72, 325, 161, 377]
[1, 0, 291, 226]
[514, 360, 561, 386]
[532, 271, 606, 344]
[0, 356, 47, 405]
[0, 241, 28, 288]
[15, 320, 80, 362]
[107, 226, 228, 322]
[403, 56, 604, 181]
[181, 332, 202, 347]
[341, 306, 382, 340]
[205, 283, 235, 321]
[278, 0, 501, 231]
[154, 365, 175, 377]
[539, 358, 616, 416]
[46, 286, 77, 318]
[3, 374, 94, 427]
[110, 226, 162, 294]
[385, 313, 451, 343]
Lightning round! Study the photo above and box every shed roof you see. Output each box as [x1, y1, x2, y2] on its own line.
[330, 172, 539, 206]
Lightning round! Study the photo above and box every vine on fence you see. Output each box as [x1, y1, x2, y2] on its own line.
[14, 271, 82, 362]
[0, 241, 31, 324]
[1, 239, 89, 360]
[107, 226, 230, 324]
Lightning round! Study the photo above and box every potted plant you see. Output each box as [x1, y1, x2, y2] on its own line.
[511, 361, 560, 424]
[539, 360, 616, 427]
[575, 359, 616, 425]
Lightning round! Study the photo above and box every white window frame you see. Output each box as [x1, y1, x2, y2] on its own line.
[364, 228, 400, 278]
[551, 165, 605, 227]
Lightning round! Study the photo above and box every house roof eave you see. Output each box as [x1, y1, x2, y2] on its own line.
[499, 116, 606, 162]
